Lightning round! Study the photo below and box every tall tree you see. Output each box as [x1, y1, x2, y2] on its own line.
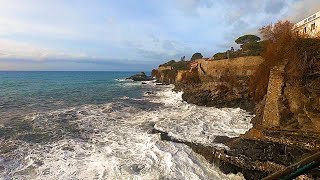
[235, 34, 261, 45]
[191, 52, 203, 61]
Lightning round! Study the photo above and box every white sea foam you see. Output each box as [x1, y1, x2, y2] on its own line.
[114, 78, 133, 82]
[0, 83, 252, 180]
[151, 87, 253, 147]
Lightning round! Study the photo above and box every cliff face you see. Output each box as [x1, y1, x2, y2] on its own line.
[155, 55, 320, 133]
[155, 56, 264, 85]
[252, 57, 320, 133]
[175, 56, 263, 111]
[153, 55, 320, 179]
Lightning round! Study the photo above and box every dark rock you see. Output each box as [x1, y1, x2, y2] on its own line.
[131, 164, 145, 175]
[0, 166, 5, 173]
[154, 126, 319, 180]
[62, 146, 75, 151]
[213, 136, 232, 144]
[127, 72, 152, 81]
[141, 82, 147, 84]
[156, 83, 168, 85]
[181, 87, 254, 112]
[144, 91, 155, 95]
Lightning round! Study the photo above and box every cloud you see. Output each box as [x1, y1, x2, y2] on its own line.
[0, 0, 319, 71]
[0, 39, 92, 61]
[286, 0, 320, 22]
[265, 0, 287, 14]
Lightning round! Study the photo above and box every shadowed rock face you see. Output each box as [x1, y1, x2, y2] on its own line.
[181, 87, 254, 112]
[175, 75, 255, 112]
[127, 72, 152, 81]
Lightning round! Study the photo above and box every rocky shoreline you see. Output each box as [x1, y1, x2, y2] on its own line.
[150, 58, 320, 179]
[174, 82, 255, 112]
[167, 80, 320, 179]
[145, 19, 320, 179]
[151, 126, 320, 179]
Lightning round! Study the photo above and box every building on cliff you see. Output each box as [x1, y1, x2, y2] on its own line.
[294, 10, 320, 36]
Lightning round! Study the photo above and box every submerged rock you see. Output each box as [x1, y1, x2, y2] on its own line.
[127, 72, 152, 81]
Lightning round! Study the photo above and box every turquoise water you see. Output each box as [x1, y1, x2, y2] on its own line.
[0, 71, 148, 122]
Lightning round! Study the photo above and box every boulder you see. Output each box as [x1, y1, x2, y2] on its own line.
[127, 72, 152, 81]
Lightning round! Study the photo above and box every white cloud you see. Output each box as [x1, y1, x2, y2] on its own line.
[0, 0, 318, 68]
[286, 0, 320, 22]
[0, 17, 77, 38]
[0, 39, 91, 60]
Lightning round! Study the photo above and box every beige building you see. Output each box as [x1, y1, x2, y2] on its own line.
[294, 10, 320, 36]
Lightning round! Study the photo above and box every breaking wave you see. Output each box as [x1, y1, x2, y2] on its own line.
[0, 83, 253, 180]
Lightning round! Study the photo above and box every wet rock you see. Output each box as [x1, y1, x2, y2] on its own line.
[62, 146, 75, 152]
[127, 72, 152, 81]
[0, 166, 5, 173]
[156, 83, 168, 85]
[181, 87, 254, 112]
[16, 133, 53, 143]
[156, 126, 320, 180]
[144, 91, 155, 95]
[131, 164, 145, 175]
[0, 144, 18, 154]
[213, 136, 232, 144]
[34, 160, 44, 166]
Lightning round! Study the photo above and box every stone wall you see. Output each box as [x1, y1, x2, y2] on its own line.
[259, 60, 320, 133]
[262, 65, 286, 129]
[195, 56, 264, 78]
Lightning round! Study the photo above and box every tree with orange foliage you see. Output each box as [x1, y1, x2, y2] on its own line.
[250, 20, 320, 102]
[249, 20, 297, 101]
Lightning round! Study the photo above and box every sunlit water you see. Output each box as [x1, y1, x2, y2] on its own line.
[0, 72, 253, 180]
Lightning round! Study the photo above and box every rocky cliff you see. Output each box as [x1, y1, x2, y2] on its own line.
[152, 53, 320, 179]
[251, 54, 320, 134]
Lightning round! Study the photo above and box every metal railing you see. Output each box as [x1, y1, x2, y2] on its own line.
[262, 152, 320, 180]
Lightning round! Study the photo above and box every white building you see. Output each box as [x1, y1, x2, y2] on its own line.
[295, 10, 320, 36]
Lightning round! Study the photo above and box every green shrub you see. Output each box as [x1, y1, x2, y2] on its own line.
[161, 60, 190, 70]
[213, 52, 227, 60]
[191, 52, 203, 61]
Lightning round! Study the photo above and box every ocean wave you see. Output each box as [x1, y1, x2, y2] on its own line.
[148, 86, 253, 147]
[0, 83, 250, 180]
[114, 78, 133, 82]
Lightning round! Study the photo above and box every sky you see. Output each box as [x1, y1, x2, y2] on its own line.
[0, 0, 319, 71]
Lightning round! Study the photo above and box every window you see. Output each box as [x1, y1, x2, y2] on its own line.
[304, 27, 307, 33]
[311, 23, 316, 31]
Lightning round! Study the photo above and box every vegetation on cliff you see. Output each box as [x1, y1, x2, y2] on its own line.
[235, 34, 261, 45]
[248, 20, 320, 132]
[152, 19, 320, 179]
[191, 52, 203, 61]
[249, 20, 320, 102]
[160, 60, 190, 70]
[213, 34, 263, 60]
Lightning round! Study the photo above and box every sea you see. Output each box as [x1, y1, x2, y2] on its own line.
[0, 71, 253, 180]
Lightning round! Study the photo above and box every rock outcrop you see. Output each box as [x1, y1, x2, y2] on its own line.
[127, 72, 152, 81]
[152, 127, 320, 180]
[152, 53, 320, 179]
[178, 78, 254, 112]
